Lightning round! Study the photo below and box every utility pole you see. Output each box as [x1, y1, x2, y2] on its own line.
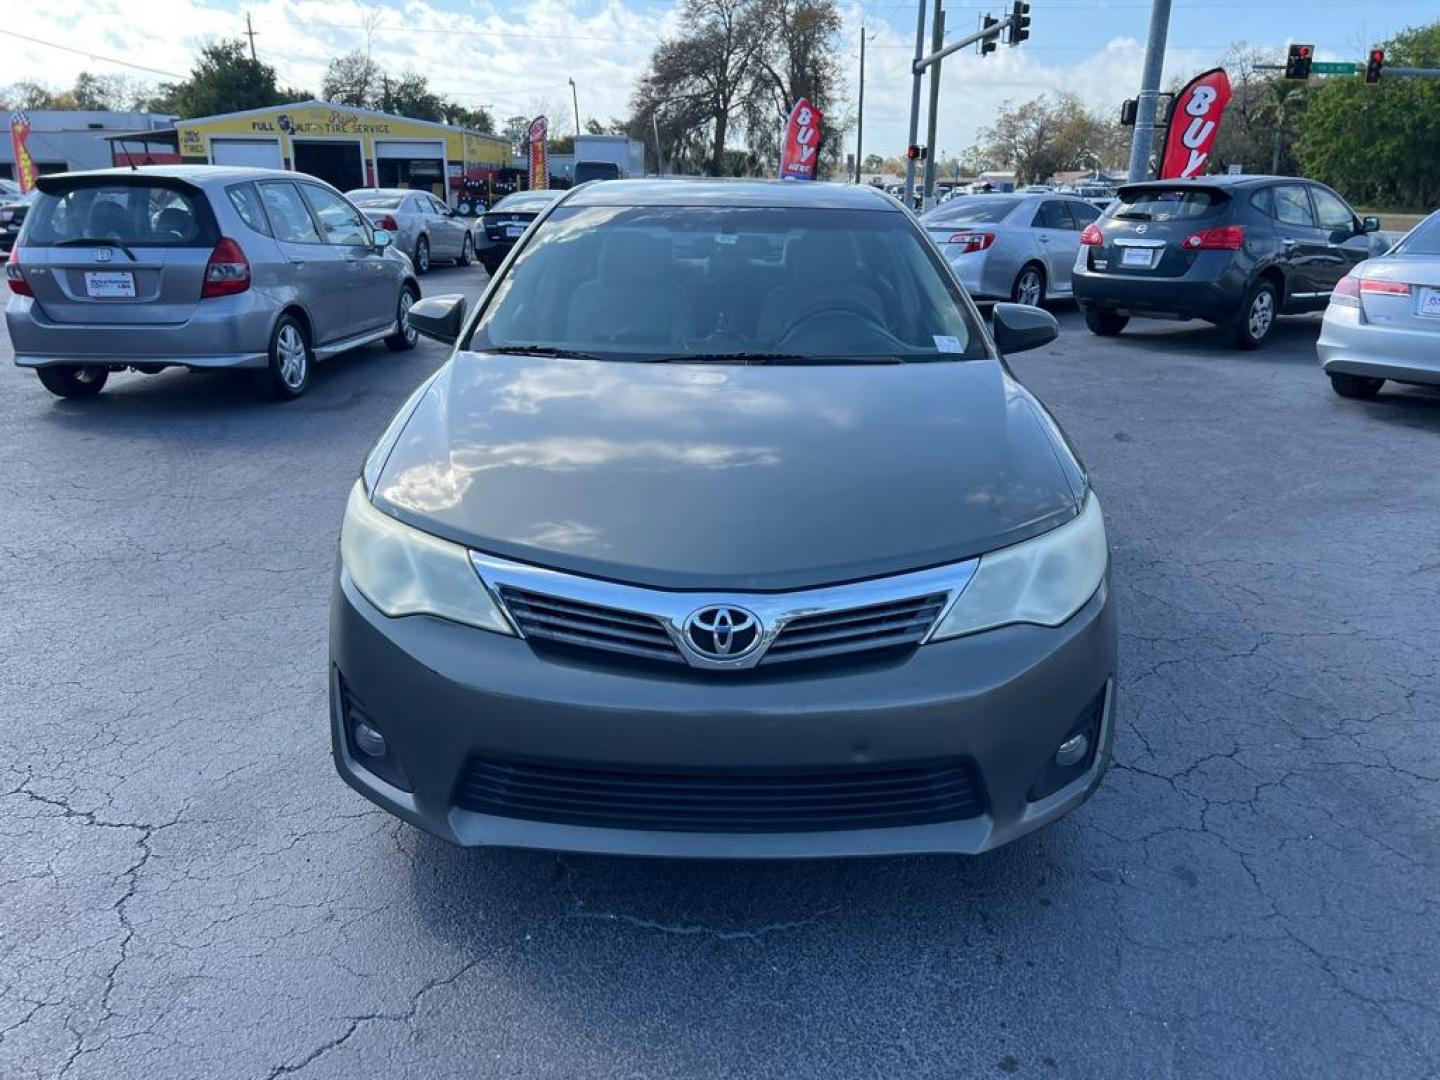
[922, 3, 946, 205]
[903, 0, 929, 205]
[244, 12, 258, 61]
[854, 28, 867, 183]
[1126, 0, 1172, 182]
[568, 78, 581, 139]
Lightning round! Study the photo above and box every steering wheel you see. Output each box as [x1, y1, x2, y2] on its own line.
[776, 305, 902, 352]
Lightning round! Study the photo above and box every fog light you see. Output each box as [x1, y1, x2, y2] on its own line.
[352, 720, 388, 759]
[1055, 733, 1090, 768]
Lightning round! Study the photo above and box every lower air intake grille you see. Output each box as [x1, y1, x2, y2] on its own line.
[454, 756, 987, 832]
[763, 593, 948, 665]
[497, 586, 684, 664]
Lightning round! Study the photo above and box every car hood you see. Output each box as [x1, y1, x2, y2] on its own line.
[371, 352, 1084, 591]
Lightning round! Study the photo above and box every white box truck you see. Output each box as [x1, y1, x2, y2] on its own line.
[574, 135, 647, 182]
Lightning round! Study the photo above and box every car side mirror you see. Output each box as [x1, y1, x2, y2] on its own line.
[991, 302, 1059, 355]
[406, 294, 467, 345]
[373, 228, 393, 250]
[1361, 215, 1382, 234]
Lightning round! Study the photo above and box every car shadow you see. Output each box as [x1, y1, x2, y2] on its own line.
[1344, 382, 1440, 430]
[1055, 313, 1326, 363]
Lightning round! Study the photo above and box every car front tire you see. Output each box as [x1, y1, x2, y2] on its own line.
[37, 365, 109, 399]
[265, 314, 312, 400]
[1328, 372, 1384, 400]
[1083, 308, 1129, 337]
[385, 285, 421, 352]
[1235, 279, 1279, 350]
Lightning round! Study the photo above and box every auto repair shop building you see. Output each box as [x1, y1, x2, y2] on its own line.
[173, 101, 510, 206]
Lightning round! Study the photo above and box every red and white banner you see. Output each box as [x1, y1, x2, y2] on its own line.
[10, 113, 38, 194]
[527, 115, 549, 191]
[1159, 68, 1233, 180]
[778, 98, 823, 181]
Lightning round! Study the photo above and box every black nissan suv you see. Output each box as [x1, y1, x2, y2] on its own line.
[1073, 176, 1382, 349]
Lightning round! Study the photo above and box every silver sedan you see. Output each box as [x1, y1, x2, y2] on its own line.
[347, 188, 475, 274]
[922, 194, 1102, 304]
[1317, 210, 1440, 400]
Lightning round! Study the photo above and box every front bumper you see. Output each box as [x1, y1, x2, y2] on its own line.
[329, 567, 1117, 858]
[6, 292, 273, 370]
[1317, 304, 1440, 387]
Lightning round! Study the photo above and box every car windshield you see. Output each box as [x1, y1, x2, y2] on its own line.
[1111, 187, 1223, 221]
[921, 196, 1021, 226]
[1393, 213, 1440, 256]
[24, 181, 215, 247]
[465, 204, 988, 363]
[349, 193, 405, 209]
[491, 192, 559, 213]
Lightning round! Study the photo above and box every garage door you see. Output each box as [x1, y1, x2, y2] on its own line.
[374, 140, 444, 159]
[210, 139, 283, 169]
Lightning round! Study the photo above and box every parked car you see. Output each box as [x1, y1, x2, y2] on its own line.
[5, 166, 421, 400]
[921, 193, 1102, 304]
[330, 178, 1115, 858]
[1317, 209, 1440, 399]
[0, 189, 37, 254]
[475, 188, 563, 274]
[346, 188, 474, 274]
[1073, 175, 1384, 349]
[0, 178, 19, 197]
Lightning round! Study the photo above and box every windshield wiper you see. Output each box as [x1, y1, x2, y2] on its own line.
[487, 345, 609, 362]
[55, 237, 137, 261]
[654, 352, 903, 365]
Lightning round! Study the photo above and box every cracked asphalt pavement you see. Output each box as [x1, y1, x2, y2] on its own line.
[2, 270, 1437, 1079]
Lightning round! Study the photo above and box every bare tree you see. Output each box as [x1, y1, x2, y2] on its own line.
[745, 0, 843, 173]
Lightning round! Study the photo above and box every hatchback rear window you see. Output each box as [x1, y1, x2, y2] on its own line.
[24, 182, 216, 247]
[1111, 187, 1225, 222]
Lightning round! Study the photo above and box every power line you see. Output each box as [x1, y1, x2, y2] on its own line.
[0, 28, 187, 79]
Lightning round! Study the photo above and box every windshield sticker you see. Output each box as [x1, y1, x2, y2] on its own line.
[933, 335, 962, 353]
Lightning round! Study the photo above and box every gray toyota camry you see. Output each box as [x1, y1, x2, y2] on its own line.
[330, 179, 1116, 858]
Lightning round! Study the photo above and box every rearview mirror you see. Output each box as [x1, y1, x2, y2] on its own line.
[991, 302, 1059, 355]
[406, 294, 467, 345]
[1362, 215, 1382, 234]
[372, 228, 393, 249]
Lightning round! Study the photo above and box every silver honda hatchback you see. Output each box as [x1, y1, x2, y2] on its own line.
[4, 166, 421, 400]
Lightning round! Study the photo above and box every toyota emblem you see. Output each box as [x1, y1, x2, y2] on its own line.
[683, 606, 762, 660]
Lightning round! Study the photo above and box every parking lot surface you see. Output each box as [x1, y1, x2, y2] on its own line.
[2, 277, 1437, 1079]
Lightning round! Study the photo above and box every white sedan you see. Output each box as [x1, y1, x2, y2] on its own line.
[1317, 210, 1440, 399]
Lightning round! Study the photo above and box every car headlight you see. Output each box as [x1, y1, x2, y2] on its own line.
[928, 494, 1108, 641]
[340, 481, 514, 635]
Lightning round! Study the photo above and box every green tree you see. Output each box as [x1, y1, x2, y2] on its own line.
[322, 49, 382, 108]
[744, 0, 844, 174]
[163, 40, 301, 119]
[1298, 21, 1440, 209]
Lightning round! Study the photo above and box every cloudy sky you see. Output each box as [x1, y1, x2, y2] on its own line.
[3, 0, 1436, 160]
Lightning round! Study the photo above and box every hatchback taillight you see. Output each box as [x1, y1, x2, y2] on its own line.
[1182, 225, 1245, 250]
[5, 246, 32, 297]
[378, 214, 399, 231]
[1079, 224, 1104, 246]
[946, 231, 995, 253]
[201, 237, 250, 299]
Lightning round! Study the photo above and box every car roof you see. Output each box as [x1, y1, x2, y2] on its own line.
[346, 188, 424, 197]
[560, 178, 901, 211]
[1117, 174, 1302, 191]
[35, 165, 320, 187]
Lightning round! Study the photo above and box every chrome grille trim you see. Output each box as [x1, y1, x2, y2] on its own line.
[470, 552, 978, 671]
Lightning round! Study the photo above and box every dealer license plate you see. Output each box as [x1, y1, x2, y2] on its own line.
[1121, 247, 1155, 269]
[84, 271, 136, 298]
[1417, 287, 1440, 317]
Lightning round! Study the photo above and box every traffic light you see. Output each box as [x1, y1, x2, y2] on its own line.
[1285, 43, 1314, 80]
[907, 144, 925, 161]
[1009, 1, 1030, 46]
[1365, 48, 1385, 84]
[981, 14, 999, 56]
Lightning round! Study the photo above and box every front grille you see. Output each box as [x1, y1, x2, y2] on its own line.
[763, 593, 947, 665]
[496, 585, 947, 670]
[498, 586, 685, 664]
[454, 756, 987, 832]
